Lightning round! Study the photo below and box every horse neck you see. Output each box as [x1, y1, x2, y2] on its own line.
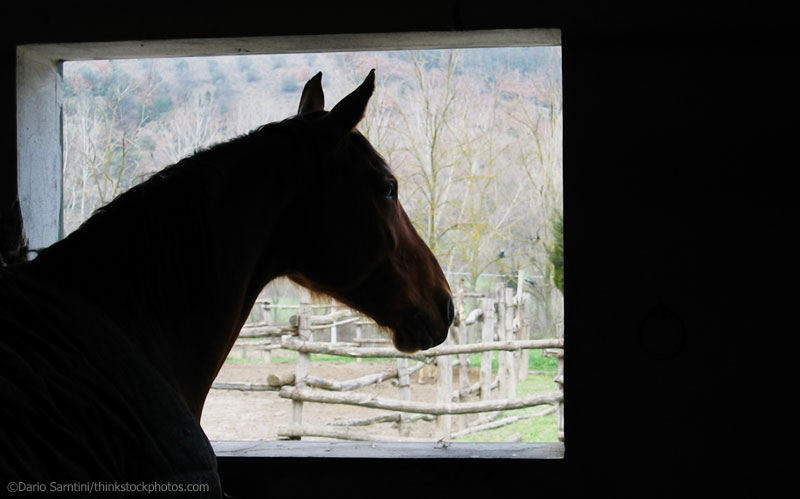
[28, 132, 297, 419]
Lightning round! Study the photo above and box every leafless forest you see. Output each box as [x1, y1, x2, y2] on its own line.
[62, 47, 562, 299]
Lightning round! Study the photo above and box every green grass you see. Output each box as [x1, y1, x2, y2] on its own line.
[467, 349, 558, 374]
[453, 373, 560, 443]
[453, 349, 560, 443]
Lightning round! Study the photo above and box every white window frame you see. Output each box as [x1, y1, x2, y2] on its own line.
[16, 29, 564, 459]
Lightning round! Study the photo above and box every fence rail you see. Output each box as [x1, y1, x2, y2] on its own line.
[213, 270, 565, 442]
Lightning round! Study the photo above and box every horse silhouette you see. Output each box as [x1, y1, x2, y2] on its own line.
[0, 71, 453, 495]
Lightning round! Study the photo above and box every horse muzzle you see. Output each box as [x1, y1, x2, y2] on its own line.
[392, 294, 454, 353]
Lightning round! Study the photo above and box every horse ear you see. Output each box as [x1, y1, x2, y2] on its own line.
[322, 69, 375, 137]
[298, 72, 325, 114]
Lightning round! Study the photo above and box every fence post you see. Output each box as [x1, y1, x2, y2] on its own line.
[503, 286, 518, 399]
[495, 284, 506, 400]
[290, 287, 312, 439]
[329, 298, 338, 344]
[396, 357, 411, 436]
[513, 270, 525, 381]
[262, 301, 273, 364]
[436, 335, 453, 439]
[518, 293, 532, 381]
[355, 322, 362, 363]
[479, 297, 495, 412]
[454, 278, 469, 431]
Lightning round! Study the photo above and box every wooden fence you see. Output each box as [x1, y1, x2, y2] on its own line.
[214, 272, 565, 442]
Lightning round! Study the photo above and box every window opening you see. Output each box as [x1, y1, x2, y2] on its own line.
[60, 45, 563, 446]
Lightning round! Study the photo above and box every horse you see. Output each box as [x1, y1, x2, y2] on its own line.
[0, 70, 453, 496]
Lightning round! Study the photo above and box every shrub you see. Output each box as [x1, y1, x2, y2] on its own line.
[547, 210, 564, 294]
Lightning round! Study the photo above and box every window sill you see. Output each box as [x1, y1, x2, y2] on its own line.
[212, 440, 564, 459]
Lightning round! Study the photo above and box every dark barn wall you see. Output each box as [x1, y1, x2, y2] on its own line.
[3, 3, 793, 497]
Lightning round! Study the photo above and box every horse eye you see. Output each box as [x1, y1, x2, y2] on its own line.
[384, 181, 398, 201]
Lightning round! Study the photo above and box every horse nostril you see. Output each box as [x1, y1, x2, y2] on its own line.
[445, 297, 455, 325]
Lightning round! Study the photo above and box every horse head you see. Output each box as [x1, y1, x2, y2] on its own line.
[282, 71, 453, 352]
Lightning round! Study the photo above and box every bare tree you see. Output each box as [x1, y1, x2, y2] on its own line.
[155, 84, 222, 165]
[392, 50, 462, 260]
[444, 78, 528, 289]
[62, 92, 103, 232]
[508, 71, 563, 280]
[62, 60, 162, 234]
[502, 68, 564, 334]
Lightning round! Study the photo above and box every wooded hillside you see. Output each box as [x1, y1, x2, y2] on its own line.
[62, 47, 563, 292]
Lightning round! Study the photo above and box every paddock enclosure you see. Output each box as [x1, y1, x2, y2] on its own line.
[203, 272, 564, 443]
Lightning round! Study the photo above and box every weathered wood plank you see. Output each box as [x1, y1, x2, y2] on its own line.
[212, 440, 566, 459]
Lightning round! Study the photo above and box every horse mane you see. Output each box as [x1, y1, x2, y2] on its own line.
[49, 121, 293, 256]
[28, 122, 299, 342]
[80, 131, 262, 232]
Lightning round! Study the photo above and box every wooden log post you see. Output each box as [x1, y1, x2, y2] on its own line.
[503, 286, 518, 399]
[513, 270, 525, 381]
[290, 287, 313, 440]
[518, 293, 532, 381]
[454, 278, 469, 432]
[263, 301, 273, 363]
[396, 357, 411, 436]
[329, 298, 338, 344]
[495, 284, 506, 400]
[436, 335, 453, 439]
[496, 284, 517, 400]
[479, 297, 495, 408]
[355, 322, 363, 363]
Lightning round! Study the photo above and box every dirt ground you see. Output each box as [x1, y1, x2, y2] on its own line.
[201, 358, 450, 441]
